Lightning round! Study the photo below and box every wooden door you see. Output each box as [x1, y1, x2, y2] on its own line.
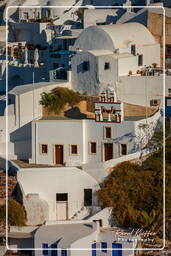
[84, 189, 92, 206]
[121, 144, 127, 155]
[56, 193, 68, 220]
[55, 145, 63, 165]
[104, 143, 113, 161]
[56, 202, 68, 220]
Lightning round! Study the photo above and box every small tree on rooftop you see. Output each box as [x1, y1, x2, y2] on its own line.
[40, 87, 81, 114]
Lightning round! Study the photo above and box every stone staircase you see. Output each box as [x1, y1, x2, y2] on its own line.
[70, 205, 102, 220]
[70, 205, 90, 220]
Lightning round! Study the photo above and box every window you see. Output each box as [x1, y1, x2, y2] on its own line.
[41, 144, 48, 154]
[138, 54, 143, 66]
[23, 12, 29, 20]
[61, 249, 67, 256]
[151, 99, 160, 106]
[56, 193, 68, 201]
[166, 44, 171, 57]
[70, 145, 78, 155]
[92, 243, 96, 256]
[131, 45, 136, 55]
[82, 61, 89, 71]
[42, 243, 48, 255]
[120, 144, 127, 155]
[84, 189, 92, 206]
[168, 89, 171, 96]
[101, 242, 107, 253]
[104, 62, 110, 70]
[166, 57, 171, 69]
[90, 142, 96, 154]
[105, 127, 112, 139]
[167, 99, 171, 107]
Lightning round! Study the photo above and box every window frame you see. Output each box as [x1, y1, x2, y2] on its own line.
[104, 62, 110, 70]
[89, 142, 97, 155]
[40, 144, 48, 155]
[70, 144, 78, 155]
[138, 54, 143, 66]
[104, 126, 112, 139]
[56, 193, 68, 202]
[84, 188, 93, 206]
[82, 61, 89, 71]
[131, 44, 136, 56]
[166, 44, 171, 57]
[120, 143, 127, 156]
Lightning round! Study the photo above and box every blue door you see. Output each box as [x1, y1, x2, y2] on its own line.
[51, 244, 57, 256]
[92, 243, 96, 256]
[42, 243, 48, 256]
[112, 243, 122, 256]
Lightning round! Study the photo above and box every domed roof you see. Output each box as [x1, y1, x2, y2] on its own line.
[74, 22, 156, 51]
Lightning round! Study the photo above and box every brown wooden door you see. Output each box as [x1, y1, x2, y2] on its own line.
[55, 145, 63, 165]
[121, 144, 127, 155]
[104, 143, 113, 161]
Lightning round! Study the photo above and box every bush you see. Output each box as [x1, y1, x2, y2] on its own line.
[97, 130, 171, 232]
[0, 199, 27, 226]
[40, 87, 81, 114]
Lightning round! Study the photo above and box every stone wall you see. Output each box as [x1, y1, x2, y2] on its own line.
[147, 11, 171, 67]
[124, 103, 159, 117]
[0, 170, 17, 205]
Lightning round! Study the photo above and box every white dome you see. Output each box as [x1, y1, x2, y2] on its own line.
[74, 22, 156, 51]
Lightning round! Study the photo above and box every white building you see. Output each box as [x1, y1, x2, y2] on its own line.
[0, 80, 70, 159]
[17, 167, 104, 225]
[30, 101, 160, 168]
[71, 22, 160, 95]
[8, 222, 139, 256]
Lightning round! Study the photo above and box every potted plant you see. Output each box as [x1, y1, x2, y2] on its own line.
[152, 63, 157, 68]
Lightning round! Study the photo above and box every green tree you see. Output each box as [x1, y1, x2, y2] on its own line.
[40, 87, 81, 114]
[97, 132, 171, 233]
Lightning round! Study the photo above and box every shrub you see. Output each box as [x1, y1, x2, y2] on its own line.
[40, 87, 81, 114]
[0, 199, 27, 226]
[97, 158, 166, 231]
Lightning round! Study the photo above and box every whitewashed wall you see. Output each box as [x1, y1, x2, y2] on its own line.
[137, 44, 160, 67]
[17, 167, 99, 221]
[117, 75, 170, 107]
[71, 51, 99, 94]
[15, 81, 70, 129]
[30, 114, 160, 167]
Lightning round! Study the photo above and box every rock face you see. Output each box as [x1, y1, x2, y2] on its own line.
[0, 170, 17, 205]
[23, 193, 49, 225]
[147, 11, 171, 67]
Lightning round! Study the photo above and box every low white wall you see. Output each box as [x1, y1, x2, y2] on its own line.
[88, 207, 112, 228]
[117, 75, 170, 106]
